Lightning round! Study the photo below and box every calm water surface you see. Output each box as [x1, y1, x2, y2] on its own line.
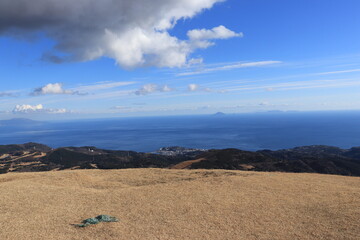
[1, 111, 360, 152]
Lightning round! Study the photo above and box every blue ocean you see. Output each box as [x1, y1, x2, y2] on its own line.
[1, 111, 360, 152]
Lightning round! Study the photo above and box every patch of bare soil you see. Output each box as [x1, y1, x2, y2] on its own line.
[170, 158, 205, 169]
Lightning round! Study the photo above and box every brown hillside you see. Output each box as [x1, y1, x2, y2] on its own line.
[0, 169, 359, 240]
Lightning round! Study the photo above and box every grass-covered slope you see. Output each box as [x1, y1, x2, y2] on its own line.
[0, 169, 359, 240]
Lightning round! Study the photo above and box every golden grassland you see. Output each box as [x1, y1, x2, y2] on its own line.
[0, 169, 359, 240]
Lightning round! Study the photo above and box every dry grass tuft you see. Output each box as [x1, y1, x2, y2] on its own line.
[0, 169, 359, 240]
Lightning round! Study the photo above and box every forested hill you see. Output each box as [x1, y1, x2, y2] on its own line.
[0, 143, 359, 176]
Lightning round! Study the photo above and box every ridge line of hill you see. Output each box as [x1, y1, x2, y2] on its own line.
[0, 143, 360, 176]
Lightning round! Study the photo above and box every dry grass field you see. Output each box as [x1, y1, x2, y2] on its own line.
[0, 169, 359, 240]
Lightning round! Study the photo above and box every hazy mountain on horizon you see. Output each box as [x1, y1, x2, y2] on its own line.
[0, 118, 45, 127]
[213, 112, 226, 116]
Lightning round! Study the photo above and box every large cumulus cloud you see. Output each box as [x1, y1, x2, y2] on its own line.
[0, 0, 241, 68]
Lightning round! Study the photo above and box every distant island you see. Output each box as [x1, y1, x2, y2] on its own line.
[0, 118, 45, 127]
[213, 112, 226, 116]
[0, 118, 44, 126]
[1, 142, 359, 176]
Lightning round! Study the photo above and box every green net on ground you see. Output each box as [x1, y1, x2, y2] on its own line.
[75, 215, 119, 227]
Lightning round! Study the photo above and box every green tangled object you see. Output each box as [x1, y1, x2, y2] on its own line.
[75, 215, 119, 227]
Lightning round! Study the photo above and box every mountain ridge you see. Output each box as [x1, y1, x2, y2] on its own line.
[1, 143, 360, 176]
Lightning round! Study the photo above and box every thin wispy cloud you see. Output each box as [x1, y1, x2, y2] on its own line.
[222, 78, 360, 93]
[189, 66, 360, 90]
[314, 68, 360, 76]
[75, 81, 136, 92]
[111, 106, 132, 111]
[188, 84, 213, 92]
[38, 90, 134, 103]
[178, 60, 282, 76]
[0, 92, 16, 97]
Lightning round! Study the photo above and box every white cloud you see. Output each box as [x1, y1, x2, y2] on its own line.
[188, 25, 242, 49]
[13, 104, 68, 114]
[32, 81, 135, 97]
[134, 84, 174, 95]
[188, 25, 242, 41]
[32, 83, 84, 96]
[160, 85, 173, 92]
[179, 60, 282, 76]
[188, 84, 199, 92]
[187, 84, 215, 92]
[135, 84, 158, 95]
[13, 104, 44, 113]
[0, 0, 241, 68]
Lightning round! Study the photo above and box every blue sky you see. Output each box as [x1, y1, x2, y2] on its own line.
[0, 0, 360, 120]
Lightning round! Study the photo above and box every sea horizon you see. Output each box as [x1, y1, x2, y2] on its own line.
[2, 110, 360, 152]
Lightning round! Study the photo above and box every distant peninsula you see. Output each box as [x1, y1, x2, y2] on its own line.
[0, 118, 44, 126]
